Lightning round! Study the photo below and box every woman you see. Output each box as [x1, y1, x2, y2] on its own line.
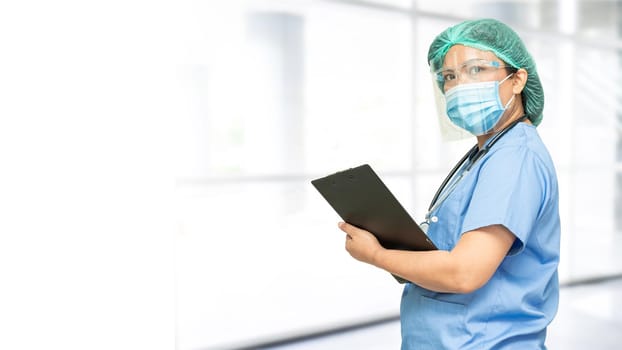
[338, 19, 560, 349]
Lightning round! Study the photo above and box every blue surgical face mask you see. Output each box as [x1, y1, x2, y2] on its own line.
[445, 74, 514, 136]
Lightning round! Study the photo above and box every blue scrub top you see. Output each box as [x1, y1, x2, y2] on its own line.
[401, 123, 560, 349]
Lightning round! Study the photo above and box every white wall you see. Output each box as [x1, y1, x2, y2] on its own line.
[1, 1, 178, 349]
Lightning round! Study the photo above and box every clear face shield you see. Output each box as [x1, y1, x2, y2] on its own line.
[430, 78, 472, 141]
[430, 59, 517, 140]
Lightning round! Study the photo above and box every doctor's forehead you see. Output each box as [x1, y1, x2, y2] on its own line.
[442, 45, 500, 66]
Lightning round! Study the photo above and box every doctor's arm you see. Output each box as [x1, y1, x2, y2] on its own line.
[338, 222, 516, 294]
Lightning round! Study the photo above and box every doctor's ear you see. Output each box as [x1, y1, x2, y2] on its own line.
[511, 68, 528, 94]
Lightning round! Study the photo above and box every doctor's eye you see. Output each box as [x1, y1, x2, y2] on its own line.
[466, 64, 484, 77]
[441, 70, 456, 82]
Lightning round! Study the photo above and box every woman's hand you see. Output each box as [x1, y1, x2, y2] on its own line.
[338, 222, 384, 265]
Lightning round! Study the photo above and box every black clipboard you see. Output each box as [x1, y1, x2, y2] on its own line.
[311, 164, 437, 283]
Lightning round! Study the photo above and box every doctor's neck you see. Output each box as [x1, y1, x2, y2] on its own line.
[476, 102, 529, 149]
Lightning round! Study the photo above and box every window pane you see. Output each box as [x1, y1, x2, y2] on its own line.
[175, 2, 413, 348]
[305, 3, 412, 173]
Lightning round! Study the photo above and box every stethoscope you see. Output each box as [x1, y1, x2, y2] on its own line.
[420, 115, 528, 232]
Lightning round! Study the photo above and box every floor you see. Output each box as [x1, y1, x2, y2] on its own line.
[267, 278, 622, 350]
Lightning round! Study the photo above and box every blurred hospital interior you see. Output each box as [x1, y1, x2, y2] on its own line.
[174, 1, 622, 349]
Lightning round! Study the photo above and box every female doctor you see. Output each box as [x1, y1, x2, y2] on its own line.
[338, 19, 560, 349]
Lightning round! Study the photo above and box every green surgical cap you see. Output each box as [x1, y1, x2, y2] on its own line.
[428, 18, 544, 126]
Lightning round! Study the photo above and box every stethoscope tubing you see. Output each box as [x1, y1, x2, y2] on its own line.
[426, 115, 529, 214]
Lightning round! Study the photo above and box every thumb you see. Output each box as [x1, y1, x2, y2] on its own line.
[338, 221, 360, 235]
